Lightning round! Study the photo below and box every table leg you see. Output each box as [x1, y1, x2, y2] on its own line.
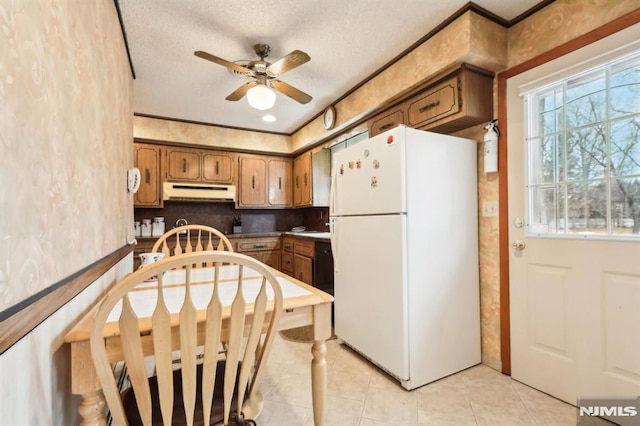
[77, 389, 107, 426]
[311, 340, 327, 425]
[71, 341, 107, 425]
[311, 302, 332, 426]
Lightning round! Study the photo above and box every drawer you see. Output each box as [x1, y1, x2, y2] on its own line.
[407, 76, 459, 128]
[282, 236, 294, 252]
[369, 109, 405, 137]
[293, 239, 314, 257]
[281, 252, 294, 273]
[236, 237, 281, 252]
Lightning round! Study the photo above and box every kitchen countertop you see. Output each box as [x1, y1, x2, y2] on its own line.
[136, 230, 331, 242]
[283, 231, 331, 240]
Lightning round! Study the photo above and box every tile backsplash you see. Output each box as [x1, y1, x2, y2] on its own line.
[135, 203, 330, 235]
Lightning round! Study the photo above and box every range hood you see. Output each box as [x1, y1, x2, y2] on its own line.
[162, 182, 236, 202]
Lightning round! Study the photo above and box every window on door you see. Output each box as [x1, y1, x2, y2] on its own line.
[524, 51, 640, 238]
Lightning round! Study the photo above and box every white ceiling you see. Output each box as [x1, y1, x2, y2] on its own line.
[118, 0, 542, 134]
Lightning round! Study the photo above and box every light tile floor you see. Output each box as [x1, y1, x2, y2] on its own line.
[257, 333, 614, 426]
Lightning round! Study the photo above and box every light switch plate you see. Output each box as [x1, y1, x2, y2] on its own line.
[482, 201, 498, 217]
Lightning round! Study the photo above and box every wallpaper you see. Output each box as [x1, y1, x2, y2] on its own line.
[508, 0, 640, 68]
[0, 0, 133, 423]
[0, 0, 133, 310]
[290, 11, 508, 152]
[134, 115, 292, 154]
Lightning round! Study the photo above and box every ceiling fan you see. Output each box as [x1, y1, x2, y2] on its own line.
[194, 44, 312, 109]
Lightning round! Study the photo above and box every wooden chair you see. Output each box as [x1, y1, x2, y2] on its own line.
[90, 251, 283, 425]
[152, 225, 234, 258]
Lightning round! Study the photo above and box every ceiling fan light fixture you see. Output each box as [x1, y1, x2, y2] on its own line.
[247, 85, 276, 110]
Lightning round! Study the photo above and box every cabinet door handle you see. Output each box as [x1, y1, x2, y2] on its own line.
[145, 168, 150, 184]
[419, 100, 441, 113]
[284, 243, 292, 249]
[253, 243, 267, 249]
[252, 176, 255, 189]
[298, 272, 303, 280]
[295, 176, 299, 189]
[215, 161, 219, 175]
[182, 158, 187, 173]
[278, 177, 282, 190]
[303, 173, 308, 186]
[379, 122, 394, 131]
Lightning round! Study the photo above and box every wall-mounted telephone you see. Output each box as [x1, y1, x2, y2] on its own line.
[127, 168, 141, 193]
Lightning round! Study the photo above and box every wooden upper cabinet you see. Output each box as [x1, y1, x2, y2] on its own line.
[293, 149, 330, 208]
[166, 147, 201, 182]
[133, 143, 163, 208]
[406, 76, 459, 129]
[238, 156, 267, 207]
[238, 154, 293, 209]
[369, 109, 405, 138]
[165, 146, 236, 184]
[268, 158, 292, 207]
[367, 63, 494, 136]
[293, 152, 311, 206]
[202, 152, 235, 184]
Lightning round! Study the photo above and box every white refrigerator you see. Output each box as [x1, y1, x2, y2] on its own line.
[330, 125, 481, 390]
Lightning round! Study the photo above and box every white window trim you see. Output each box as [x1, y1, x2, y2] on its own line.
[506, 22, 640, 242]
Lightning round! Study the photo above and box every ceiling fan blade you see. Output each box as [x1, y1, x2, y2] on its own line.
[226, 81, 257, 101]
[271, 80, 312, 104]
[194, 50, 253, 76]
[266, 50, 310, 77]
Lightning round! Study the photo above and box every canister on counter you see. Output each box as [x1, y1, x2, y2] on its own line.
[141, 219, 152, 237]
[152, 217, 165, 237]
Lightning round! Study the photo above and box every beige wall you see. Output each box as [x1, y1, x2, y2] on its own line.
[507, 0, 640, 68]
[0, 0, 133, 423]
[290, 12, 508, 152]
[134, 115, 292, 153]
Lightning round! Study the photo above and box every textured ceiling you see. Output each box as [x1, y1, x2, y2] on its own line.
[118, 0, 543, 134]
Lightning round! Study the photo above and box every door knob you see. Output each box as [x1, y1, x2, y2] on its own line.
[512, 240, 526, 250]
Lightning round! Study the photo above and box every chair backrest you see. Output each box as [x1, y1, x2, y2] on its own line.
[90, 251, 283, 426]
[151, 225, 234, 260]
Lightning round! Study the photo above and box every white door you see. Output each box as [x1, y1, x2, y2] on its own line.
[507, 27, 640, 405]
[332, 214, 409, 380]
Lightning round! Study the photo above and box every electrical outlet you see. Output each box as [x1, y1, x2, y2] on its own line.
[482, 201, 498, 217]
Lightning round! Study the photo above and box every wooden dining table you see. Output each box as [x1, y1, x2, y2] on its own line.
[64, 263, 334, 425]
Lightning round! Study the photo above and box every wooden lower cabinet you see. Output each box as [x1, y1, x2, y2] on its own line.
[293, 254, 313, 284]
[255, 250, 281, 270]
[282, 236, 315, 285]
[282, 236, 294, 275]
[235, 236, 281, 270]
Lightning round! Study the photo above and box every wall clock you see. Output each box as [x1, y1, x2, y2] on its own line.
[323, 105, 336, 130]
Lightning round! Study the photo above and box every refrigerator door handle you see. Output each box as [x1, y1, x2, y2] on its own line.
[329, 166, 337, 216]
[330, 217, 337, 262]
